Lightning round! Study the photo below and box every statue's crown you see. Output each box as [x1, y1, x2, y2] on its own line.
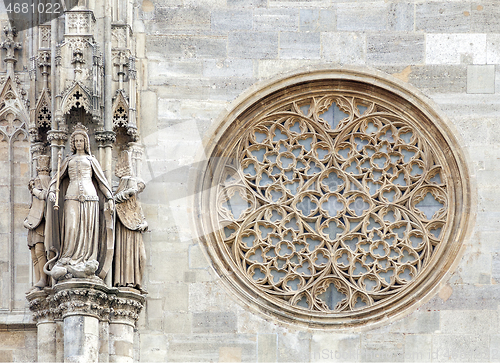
[72, 122, 88, 133]
[37, 155, 51, 171]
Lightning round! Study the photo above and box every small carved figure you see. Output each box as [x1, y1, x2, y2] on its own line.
[113, 150, 147, 292]
[23, 155, 51, 290]
[45, 124, 114, 281]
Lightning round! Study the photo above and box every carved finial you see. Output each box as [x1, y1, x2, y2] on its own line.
[1, 26, 22, 75]
[38, 51, 50, 68]
[114, 51, 128, 90]
[38, 51, 51, 89]
[71, 48, 85, 80]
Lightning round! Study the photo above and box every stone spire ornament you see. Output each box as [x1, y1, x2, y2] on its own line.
[0, 27, 22, 75]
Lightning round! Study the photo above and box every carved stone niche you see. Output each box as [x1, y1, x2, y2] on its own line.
[194, 67, 474, 329]
[26, 280, 145, 363]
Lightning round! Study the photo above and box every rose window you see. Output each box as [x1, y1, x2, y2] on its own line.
[198, 71, 471, 327]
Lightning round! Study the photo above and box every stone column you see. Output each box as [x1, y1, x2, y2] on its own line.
[27, 281, 145, 363]
[99, 320, 110, 363]
[108, 290, 145, 363]
[52, 280, 114, 363]
[26, 288, 61, 363]
[63, 315, 99, 363]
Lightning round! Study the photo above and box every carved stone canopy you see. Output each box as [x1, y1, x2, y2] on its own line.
[196, 68, 472, 329]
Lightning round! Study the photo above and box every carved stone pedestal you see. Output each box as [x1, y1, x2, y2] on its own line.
[27, 280, 145, 363]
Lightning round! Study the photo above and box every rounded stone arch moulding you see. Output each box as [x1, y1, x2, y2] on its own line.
[194, 67, 473, 329]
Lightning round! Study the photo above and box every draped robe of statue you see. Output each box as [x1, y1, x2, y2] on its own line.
[113, 175, 147, 291]
[45, 153, 114, 279]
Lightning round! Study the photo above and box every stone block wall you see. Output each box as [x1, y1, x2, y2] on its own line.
[0, 330, 36, 362]
[1, 0, 499, 361]
[134, 0, 499, 362]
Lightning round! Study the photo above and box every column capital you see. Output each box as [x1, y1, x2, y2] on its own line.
[26, 288, 62, 323]
[110, 289, 145, 326]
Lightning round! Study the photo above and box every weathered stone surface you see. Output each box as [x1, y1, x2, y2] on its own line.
[492, 253, 500, 283]
[258, 334, 277, 362]
[228, 32, 279, 59]
[378, 310, 440, 334]
[164, 283, 189, 311]
[404, 335, 433, 362]
[278, 332, 311, 362]
[207, 78, 258, 101]
[189, 282, 239, 312]
[227, 0, 266, 8]
[432, 335, 490, 362]
[184, 0, 225, 8]
[0, 351, 13, 363]
[416, 2, 471, 33]
[311, 333, 360, 362]
[388, 2, 414, 31]
[322, 33, 366, 64]
[299, 9, 336, 32]
[467, 65, 496, 94]
[440, 310, 498, 335]
[149, 60, 203, 82]
[426, 34, 487, 64]
[211, 10, 253, 31]
[452, 115, 493, 147]
[147, 35, 227, 60]
[139, 333, 168, 362]
[257, 59, 323, 79]
[487, 34, 500, 64]
[471, 2, 500, 33]
[149, 242, 189, 283]
[337, 3, 388, 31]
[167, 334, 257, 362]
[253, 8, 299, 31]
[360, 333, 405, 362]
[367, 35, 424, 64]
[164, 312, 192, 334]
[202, 59, 254, 78]
[279, 32, 321, 59]
[188, 243, 210, 269]
[491, 335, 500, 362]
[423, 284, 500, 310]
[432, 93, 500, 118]
[270, 0, 331, 7]
[378, 65, 467, 94]
[153, 7, 211, 31]
[192, 312, 237, 333]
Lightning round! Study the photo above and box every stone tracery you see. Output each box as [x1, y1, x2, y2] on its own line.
[210, 84, 457, 319]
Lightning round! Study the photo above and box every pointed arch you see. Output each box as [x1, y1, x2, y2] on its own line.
[61, 81, 92, 115]
[34, 88, 52, 128]
[112, 90, 129, 129]
[0, 76, 29, 141]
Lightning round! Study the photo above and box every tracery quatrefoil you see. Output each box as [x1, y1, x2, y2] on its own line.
[216, 94, 449, 313]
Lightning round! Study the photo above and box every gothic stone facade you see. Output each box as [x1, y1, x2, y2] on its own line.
[0, 0, 499, 362]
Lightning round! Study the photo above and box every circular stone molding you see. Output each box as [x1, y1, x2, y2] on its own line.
[195, 68, 472, 328]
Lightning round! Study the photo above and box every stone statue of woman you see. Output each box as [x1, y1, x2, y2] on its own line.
[23, 155, 51, 290]
[45, 124, 114, 281]
[113, 150, 147, 292]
